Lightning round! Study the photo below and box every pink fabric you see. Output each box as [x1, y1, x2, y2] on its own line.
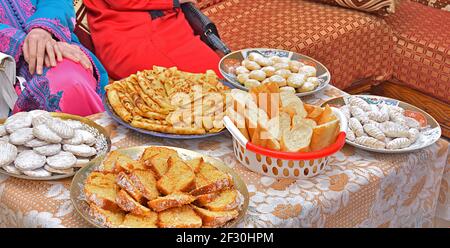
[14, 59, 104, 116]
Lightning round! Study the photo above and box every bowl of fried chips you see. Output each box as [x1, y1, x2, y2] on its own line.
[223, 83, 347, 179]
[103, 66, 230, 139]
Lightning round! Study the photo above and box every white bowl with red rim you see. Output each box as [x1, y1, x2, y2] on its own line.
[223, 107, 347, 179]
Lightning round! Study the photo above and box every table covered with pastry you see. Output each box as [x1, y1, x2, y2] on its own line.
[0, 83, 448, 228]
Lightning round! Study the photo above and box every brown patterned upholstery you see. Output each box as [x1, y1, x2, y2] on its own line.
[410, 0, 450, 11]
[197, 0, 226, 9]
[203, 0, 394, 89]
[385, 1, 450, 103]
[308, 0, 396, 16]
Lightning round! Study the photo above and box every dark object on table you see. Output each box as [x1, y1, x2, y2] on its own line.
[181, 3, 231, 56]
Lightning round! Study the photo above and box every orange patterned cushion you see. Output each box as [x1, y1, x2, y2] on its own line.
[385, 1, 450, 103]
[204, 0, 394, 89]
[308, 0, 397, 16]
[197, 0, 225, 9]
[410, 0, 450, 11]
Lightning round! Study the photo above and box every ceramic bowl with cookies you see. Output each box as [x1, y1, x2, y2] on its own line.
[219, 48, 331, 97]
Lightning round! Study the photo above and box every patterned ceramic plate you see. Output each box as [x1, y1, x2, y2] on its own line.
[0, 113, 111, 180]
[322, 95, 441, 154]
[102, 94, 228, 139]
[70, 145, 249, 228]
[219, 48, 331, 97]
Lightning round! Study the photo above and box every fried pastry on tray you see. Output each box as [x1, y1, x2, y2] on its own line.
[157, 157, 195, 195]
[84, 147, 241, 228]
[158, 205, 202, 228]
[106, 66, 228, 135]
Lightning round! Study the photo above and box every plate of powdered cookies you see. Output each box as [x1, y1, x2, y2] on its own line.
[0, 110, 111, 180]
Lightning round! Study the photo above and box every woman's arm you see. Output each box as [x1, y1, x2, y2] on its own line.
[104, 0, 181, 11]
[0, 24, 27, 61]
[25, 0, 75, 43]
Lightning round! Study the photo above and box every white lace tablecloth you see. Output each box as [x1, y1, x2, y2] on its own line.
[1, 85, 448, 227]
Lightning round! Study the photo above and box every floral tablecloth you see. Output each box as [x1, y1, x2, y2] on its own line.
[0, 85, 448, 228]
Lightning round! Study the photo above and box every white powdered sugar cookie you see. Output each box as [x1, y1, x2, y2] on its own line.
[24, 138, 49, 148]
[363, 124, 386, 141]
[355, 136, 385, 149]
[0, 143, 17, 166]
[16, 145, 30, 153]
[348, 97, 371, 112]
[348, 118, 364, 137]
[14, 150, 46, 170]
[63, 144, 96, 157]
[64, 120, 84, 129]
[44, 164, 74, 174]
[28, 110, 49, 119]
[31, 112, 52, 126]
[9, 128, 34, 145]
[33, 124, 62, 143]
[346, 129, 356, 141]
[78, 130, 96, 146]
[62, 129, 84, 145]
[386, 138, 411, 149]
[404, 117, 420, 129]
[46, 151, 77, 169]
[22, 168, 52, 177]
[46, 118, 75, 139]
[408, 128, 420, 143]
[349, 105, 369, 123]
[0, 125, 6, 136]
[0, 135, 9, 143]
[339, 105, 350, 120]
[34, 143, 61, 156]
[2, 163, 22, 175]
[5, 112, 32, 133]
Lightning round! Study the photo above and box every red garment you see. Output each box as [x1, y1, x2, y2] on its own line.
[83, 0, 222, 80]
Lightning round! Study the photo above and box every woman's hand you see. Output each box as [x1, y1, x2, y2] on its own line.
[54, 42, 93, 72]
[23, 28, 58, 75]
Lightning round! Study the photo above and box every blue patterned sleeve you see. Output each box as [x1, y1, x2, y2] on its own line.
[0, 23, 26, 61]
[24, 0, 75, 43]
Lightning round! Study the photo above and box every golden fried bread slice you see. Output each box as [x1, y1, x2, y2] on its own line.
[85, 184, 119, 211]
[190, 162, 233, 196]
[158, 205, 202, 228]
[120, 212, 158, 228]
[192, 206, 239, 227]
[115, 154, 146, 172]
[157, 157, 195, 195]
[185, 157, 203, 173]
[148, 192, 196, 212]
[195, 192, 220, 206]
[140, 147, 179, 178]
[90, 204, 125, 227]
[98, 151, 121, 173]
[86, 172, 117, 188]
[116, 172, 144, 203]
[116, 189, 153, 216]
[129, 169, 159, 201]
[199, 189, 239, 211]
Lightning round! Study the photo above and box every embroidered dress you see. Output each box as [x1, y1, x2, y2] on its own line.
[0, 0, 108, 116]
[83, 0, 222, 80]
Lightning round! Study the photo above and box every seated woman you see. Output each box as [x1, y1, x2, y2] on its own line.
[83, 0, 222, 79]
[0, 0, 108, 116]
